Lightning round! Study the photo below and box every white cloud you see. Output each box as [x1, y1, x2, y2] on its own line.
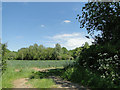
[63, 38, 93, 50]
[49, 32, 94, 50]
[41, 24, 45, 28]
[53, 33, 79, 39]
[63, 20, 71, 23]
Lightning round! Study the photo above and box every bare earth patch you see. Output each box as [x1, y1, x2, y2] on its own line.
[13, 78, 32, 88]
[15, 69, 20, 72]
[50, 76, 89, 89]
[32, 67, 57, 72]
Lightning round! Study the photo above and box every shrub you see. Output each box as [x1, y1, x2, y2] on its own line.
[62, 66, 119, 88]
[78, 42, 120, 86]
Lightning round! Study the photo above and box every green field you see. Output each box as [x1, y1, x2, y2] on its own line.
[7, 60, 74, 68]
[2, 60, 74, 88]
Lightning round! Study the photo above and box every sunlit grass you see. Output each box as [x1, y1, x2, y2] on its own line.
[2, 67, 33, 88]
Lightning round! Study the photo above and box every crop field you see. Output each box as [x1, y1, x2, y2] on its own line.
[7, 60, 74, 68]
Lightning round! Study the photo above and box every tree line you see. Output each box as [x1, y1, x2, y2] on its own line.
[3, 42, 89, 60]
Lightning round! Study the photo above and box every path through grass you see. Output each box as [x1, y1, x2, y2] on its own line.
[2, 60, 74, 88]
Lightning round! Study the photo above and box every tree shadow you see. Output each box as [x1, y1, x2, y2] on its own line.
[29, 68, 64, 79]
[29, 68, 86, 89]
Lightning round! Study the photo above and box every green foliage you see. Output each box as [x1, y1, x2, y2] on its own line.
[78, 43, 120, 86]
[62, 47, 68, 54]
[77, 2, 120, 44]
[62, 66, 119, 88]
[69, 42, 90, 59]
[63, 42, 120, 88]
[61, 54, 70, 60]
[68, 2, 120, 88]
[53, 43, 62, 60]
[16, 43, 73, 60]
[5, 51, 17, 60]
[1, 43, 7, 73]
[76, 3, 120, 85]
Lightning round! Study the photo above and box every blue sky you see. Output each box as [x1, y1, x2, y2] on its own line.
[2, 2, 93, 51]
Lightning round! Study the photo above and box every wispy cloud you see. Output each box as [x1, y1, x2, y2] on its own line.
[63, 20, 71, 23]
[48, 32, 94, 50]
[53, 33, 80, 39]
[73, 8, 78, 11]
[41, 24, 45, 28]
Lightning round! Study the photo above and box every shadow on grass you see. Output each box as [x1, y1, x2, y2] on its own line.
[29, 68, 64, 79]
[29, 68, 82, 89]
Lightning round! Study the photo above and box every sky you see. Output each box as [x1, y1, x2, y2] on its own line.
[2, 0, 89, 2]
[2, 2, 94, 51]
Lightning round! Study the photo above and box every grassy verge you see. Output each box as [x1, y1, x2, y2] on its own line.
[2, 67, 33, 88]
[0, 76, 2, 89]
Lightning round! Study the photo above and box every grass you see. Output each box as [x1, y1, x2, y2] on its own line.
[0, 76, 2, 89]
[7, 60, 74, 68]
[27, 68, 65, 88]
[2, 60, 74, 88]
[2, 67, 33, 88]
[29, 68, 64, 79]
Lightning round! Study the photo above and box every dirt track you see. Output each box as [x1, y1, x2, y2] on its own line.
[13, 67, 89, 89]
[13, 78, 32, 88]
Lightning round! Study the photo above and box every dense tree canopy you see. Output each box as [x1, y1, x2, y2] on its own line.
[69, 42, 89, 59]
[77, 2, 120, 44]
[15, 43, 75, 60]
[3, 42, 90, 61]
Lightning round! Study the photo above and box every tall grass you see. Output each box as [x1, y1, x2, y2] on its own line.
[7, 60, 74, 68]
[2, 67, 33, 88]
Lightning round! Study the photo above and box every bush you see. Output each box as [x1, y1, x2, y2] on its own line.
[62, 66, 119, 88]
[1, 44, 7, 73]
[78, 42, 120, 86]
[62, 41, 120, 88]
